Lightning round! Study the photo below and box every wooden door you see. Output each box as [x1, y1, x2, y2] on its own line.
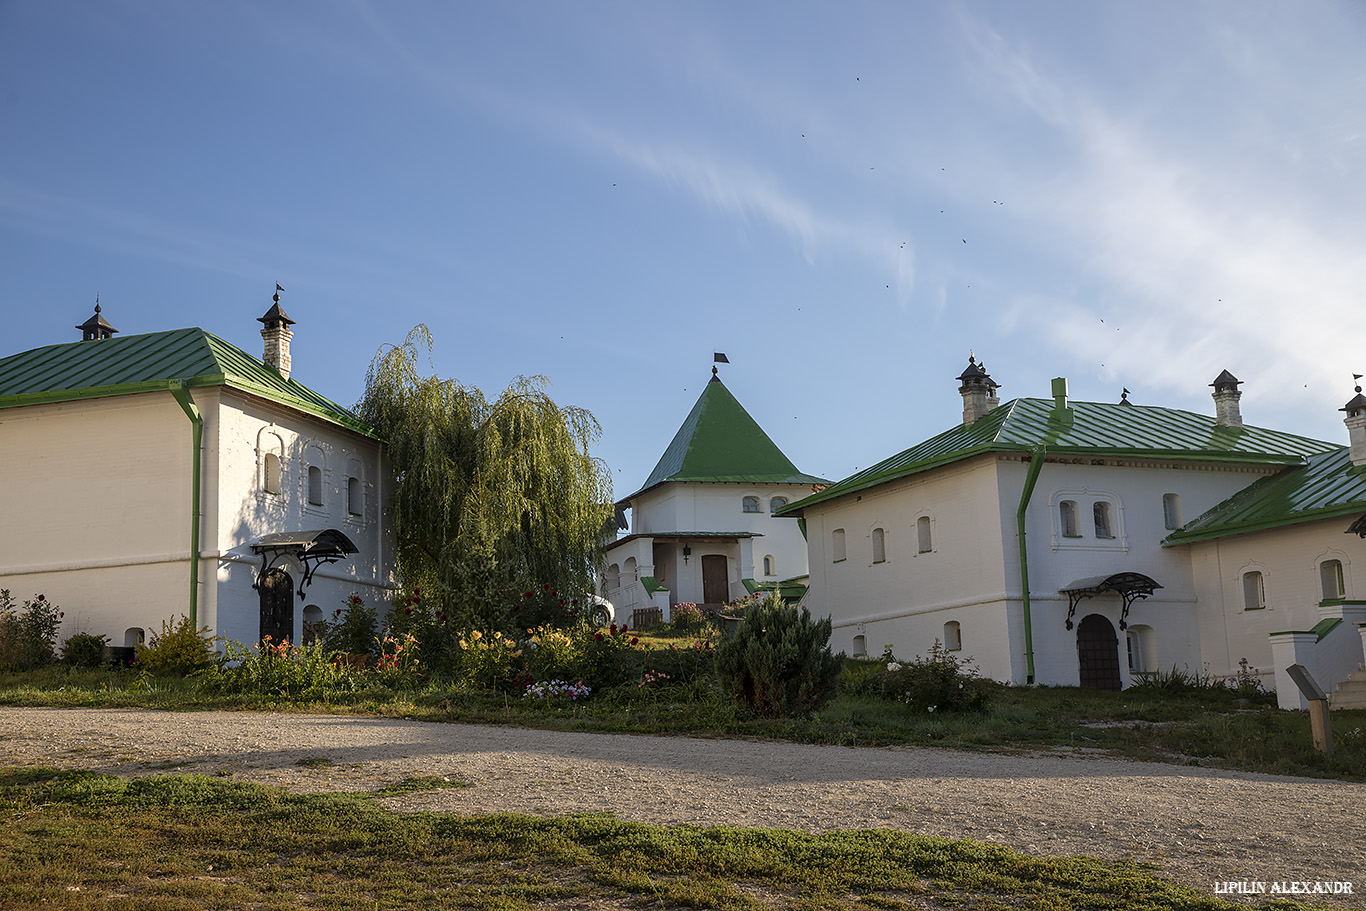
[1077, 613, 1121, 690]
[259, 567, 294, 645]
[702, 554, 729, 605]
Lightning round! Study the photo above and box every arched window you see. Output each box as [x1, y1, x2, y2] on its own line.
[302, 604, 323, 645]
[1320, 560, 1345, 600]
[1059, 500, 1080, 537]
[770, 497, 788, 513]
[1162, 493, 1183, 530]
[917, 516, 932, 553]
[264, 453, 281, 495]
[347, 476, 362, 515]
[606, 563, 620, 592]
[1243, 571, 1265, 610]
[1093, 501, 1114, 539]
[763, 555, 775, 576]
[124, 628, 145, 648]
[943, 620, 962, 651]
[871, 527, 886, 564]
[832, 528, 846, 562]
[742, 496, 761, 513]
[308, 465, 323, 507]
[852, 634, 867, 658]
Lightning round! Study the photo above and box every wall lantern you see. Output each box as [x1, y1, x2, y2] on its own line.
[682, 545, 692, 564]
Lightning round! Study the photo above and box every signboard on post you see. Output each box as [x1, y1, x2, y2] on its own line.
[1285, 664, 1333, 755]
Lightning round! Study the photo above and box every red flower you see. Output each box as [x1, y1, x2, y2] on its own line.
[610, 623, 618, 633]
[595, 633, 604, 642]
[551, 590, 558, 597]
[630, 637, 638, 646]
[525, 591, 534, 599]
[621, 624, 629, 632]
[571, 598, 579, 605]
[404, 607, 412, 615]
[36, 595, 44, 602]
[542, 582, 551, 591]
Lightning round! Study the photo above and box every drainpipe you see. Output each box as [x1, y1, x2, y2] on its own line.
[167, 381, 202, 626]
[1016, 445, 1046, 684]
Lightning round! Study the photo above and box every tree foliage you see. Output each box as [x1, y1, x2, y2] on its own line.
[715, 593, 844, 718]
[358, 326, 614, 629]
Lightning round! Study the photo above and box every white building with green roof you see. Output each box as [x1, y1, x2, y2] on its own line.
[780, 359, 1366, 702]
[0, 300, 395, 657]
[603, 366, 827, 621]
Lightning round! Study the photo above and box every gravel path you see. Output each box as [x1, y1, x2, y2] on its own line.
[1, 707, 1362, 907]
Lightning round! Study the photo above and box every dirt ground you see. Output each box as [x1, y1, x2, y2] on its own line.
[1, 707, 1362, 907]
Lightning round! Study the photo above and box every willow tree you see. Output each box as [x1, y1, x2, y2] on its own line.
[358, 326, 614, 628]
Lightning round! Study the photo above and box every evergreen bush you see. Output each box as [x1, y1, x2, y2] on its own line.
[714, 594, 843, 718]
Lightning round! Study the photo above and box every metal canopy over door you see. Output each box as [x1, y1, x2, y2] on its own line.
[702, 554, 729, 606]
[259, 567, 294, 645]
[1076, 613, 1121, 690]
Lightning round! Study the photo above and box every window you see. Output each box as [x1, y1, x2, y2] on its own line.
[347, 476, 363, 515]
[1093, 501, 1114, 539]
[852, 634, 867, 658]
[264, 453, 281, 495]
[308, 465, 324, 506]
[871, 527, 886, 564]
[1127, 630, 1145, 673]
[742, 496, 761, 513]
[605, 564, 620, 592]
[124, 628, 145, 648]
[1162, 493, 1183, 530]
[302, 605, 323, 645]
[1060, 500, 1080, 537]
[1243, 571, 1265, 610]
[770, 497, 788, 512]
[917, 516, 932, 553]
[943, 620, 962, 651]
[763, 555, 775, 576]
[832, 528, 846, 562]
[1321, 560, 1345, 600]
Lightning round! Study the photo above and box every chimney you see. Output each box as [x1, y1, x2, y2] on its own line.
[1211, 370, 1243, 428]
[1342, 381, 1366, 467]
[956, 354, 999, 425]
[76, 298, 118, 341]
[257, 289, 296, 380]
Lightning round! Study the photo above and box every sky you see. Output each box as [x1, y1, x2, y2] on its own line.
[4, 1, 1366, 494]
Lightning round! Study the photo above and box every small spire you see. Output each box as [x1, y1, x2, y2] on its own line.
[76, 295, 118, 340]
[1119, 387, 1132, 406]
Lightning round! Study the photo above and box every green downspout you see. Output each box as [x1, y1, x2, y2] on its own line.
[168, 381, 203, 626]
[1016, 445, 1046, 685]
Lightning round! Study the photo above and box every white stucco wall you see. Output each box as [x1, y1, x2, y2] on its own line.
[0, 392, 196, 648]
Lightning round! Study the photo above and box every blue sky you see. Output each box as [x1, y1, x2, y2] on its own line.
[4, 1, 1366, 492]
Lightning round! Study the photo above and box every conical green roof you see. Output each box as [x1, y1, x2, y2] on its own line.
[627, 374, 827, 498]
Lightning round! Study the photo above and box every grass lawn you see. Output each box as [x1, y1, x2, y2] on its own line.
[0, 768, 1331, 911]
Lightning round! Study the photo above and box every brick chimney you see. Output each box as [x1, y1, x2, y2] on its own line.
[1342, 382, 1366, 467]
[1211, 370, 1243, 428]
[957, 354, 999, 425]
[258, 290, 296, 380]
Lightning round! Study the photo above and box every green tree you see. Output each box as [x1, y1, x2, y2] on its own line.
[358, 326, 613, 630]
[715, 593, 844, 718]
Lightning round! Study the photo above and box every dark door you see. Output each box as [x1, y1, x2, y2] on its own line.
[702, 554, 729, 605]
[1077, 613, 1121, 690]
[259, 568, 294, 645]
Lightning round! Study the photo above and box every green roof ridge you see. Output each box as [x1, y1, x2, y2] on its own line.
[0, 327, 376, 438]
[782, 397, 1339, 515]
[631, 376, 826, 495]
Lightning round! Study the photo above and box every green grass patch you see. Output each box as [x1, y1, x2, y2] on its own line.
[0, 769, 1326, 911]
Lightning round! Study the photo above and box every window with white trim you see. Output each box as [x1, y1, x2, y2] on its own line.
[1093, 501, 1114, 539]
[943, 620, 962, 651]
[770, 497, 788, 513]
[1242, 571, 1265, 611]
[264, 453, 281, 495]
[347, 476, 362, 515]
[832, 528, 846, 562]
[917, 516, 932, 553]
[763, 554, 775, 576]
[852, 634, 867, 658]
[1162, 493, 1183, 530]
[1320, 560, 1345, 600]
[308, 465, 324, 507]
[871, 527, 886, 564]
[1059, 500, 1080, 537]
[742, 496, 761, 513]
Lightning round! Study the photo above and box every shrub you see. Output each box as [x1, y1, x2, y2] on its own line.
[714, 594, 843, 718]
[884, 640, 992, 713]
[454, 629, 522, 691]
[385, 587, 455, 673]
[135, 615, 217, 676]
[0, 590, 63, 671]
[373, 633, 425, 689]
[60, 632, 109, 668]
[204, 638, 360, 700]
[325, 593, 378, 660]
[574, 621, 643, 689]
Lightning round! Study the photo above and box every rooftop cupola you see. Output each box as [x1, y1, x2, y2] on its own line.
[1210, 369, 1244, 429]
[1341, 376, 1366, 467]
[76, 298, 118, 341]
[258, 285, 296, 380]
[956, 353, 999, 425]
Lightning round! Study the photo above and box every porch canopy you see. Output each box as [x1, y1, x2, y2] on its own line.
[1059, 572, 1162, 631]
[1348, 514, 1366, 537]
[251, 528, 358, 598]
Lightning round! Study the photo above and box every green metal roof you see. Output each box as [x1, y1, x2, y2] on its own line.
[1163, 447, 1366, 545]
[0, 328, 377, 438]
[625, 375, 827, 499]
[780, 397, 1339, 515]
